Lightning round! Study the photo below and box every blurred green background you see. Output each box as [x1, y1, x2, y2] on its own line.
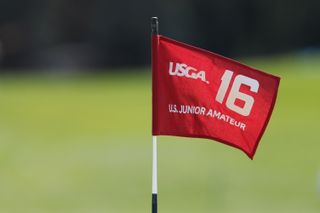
[0, 54, 320, 212]
[1, 0, 320, 212]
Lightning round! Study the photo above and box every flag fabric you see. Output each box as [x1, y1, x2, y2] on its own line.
[152, 35, 280, 159]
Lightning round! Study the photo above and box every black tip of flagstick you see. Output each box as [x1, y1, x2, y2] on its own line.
[151, 17, 159, 35]
[152, 193, 157, 213]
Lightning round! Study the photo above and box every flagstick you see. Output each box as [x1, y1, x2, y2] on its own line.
[152, 136, 158, 213]
[151, 16, 159, 213]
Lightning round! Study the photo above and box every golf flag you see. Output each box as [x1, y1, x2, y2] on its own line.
[152, 35, 280, 159]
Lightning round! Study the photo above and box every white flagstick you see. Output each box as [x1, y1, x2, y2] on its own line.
[151, 16, 159, 213]
[152, 136, 158, 212]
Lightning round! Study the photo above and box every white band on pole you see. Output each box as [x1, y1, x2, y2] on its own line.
[152, 136, 158, 194]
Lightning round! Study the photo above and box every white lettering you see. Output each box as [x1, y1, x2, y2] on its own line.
[168, 62, 209, 84]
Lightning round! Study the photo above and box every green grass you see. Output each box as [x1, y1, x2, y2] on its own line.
[0, 55, 320, 212]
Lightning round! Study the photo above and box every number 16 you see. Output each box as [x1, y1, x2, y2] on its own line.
[216, 70, 259, 116]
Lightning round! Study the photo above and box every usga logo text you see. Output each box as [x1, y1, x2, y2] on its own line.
[168, 62, 209, 84]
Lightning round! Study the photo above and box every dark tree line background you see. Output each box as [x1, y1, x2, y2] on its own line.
[0, 0, 319, 70]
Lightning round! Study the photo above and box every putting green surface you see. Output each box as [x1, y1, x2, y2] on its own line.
[0, 55, 319, 212]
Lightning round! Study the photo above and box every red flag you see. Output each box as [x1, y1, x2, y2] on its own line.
[152, 35, 280, 159]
